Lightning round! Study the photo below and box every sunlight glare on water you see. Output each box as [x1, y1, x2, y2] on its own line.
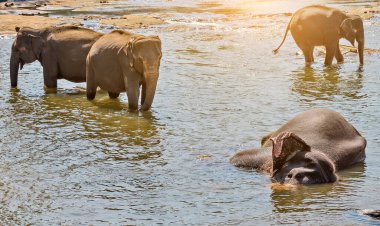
[0, 0, 379, 224]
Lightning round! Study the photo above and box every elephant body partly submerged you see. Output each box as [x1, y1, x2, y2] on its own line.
[230, 109, 366, 184]
[86, 30, 162, 111]
[274, 5, 364, 65]
[10, 26, 103, 89]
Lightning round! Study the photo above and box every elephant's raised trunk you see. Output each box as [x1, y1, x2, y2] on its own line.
[10, 47, 20, 88]
[140, 74, 158, 111]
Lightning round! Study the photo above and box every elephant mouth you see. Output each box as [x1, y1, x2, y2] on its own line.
[19, 58, 25, 70]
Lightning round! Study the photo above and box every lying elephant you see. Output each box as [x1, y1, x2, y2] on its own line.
[10, 26, 103, 89]
[273, 5, 364, 65]
[86, 30, 162, 111]
[230, 109, 366, 185]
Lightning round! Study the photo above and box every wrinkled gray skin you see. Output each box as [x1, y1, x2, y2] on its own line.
[86, 30, 162, 111]
[10, 26, 102, 90]
[273, 5, 364, 65]
[230, 109, 366, 185]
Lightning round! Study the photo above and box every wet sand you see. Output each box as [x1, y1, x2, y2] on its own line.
[0, 0, 379, 35]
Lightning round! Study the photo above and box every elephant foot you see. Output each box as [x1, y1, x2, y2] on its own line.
[87, 92, 96, 100]
[108, 92, 120, 99]
[44, 86, 57, 94]
[305, 62, 313, 67]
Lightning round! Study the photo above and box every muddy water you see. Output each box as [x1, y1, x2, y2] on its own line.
[0, 0, 380, 224]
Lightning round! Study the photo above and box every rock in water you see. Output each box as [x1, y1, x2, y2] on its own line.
[360, 209, 380, 218]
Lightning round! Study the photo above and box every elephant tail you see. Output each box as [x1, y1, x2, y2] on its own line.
[273, 17, 292, 54]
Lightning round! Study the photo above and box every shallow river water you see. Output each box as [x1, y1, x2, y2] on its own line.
[0, 0, 380, 224]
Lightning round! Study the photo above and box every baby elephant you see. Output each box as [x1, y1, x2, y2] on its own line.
[273, 5, 364, 65]
[230, 109, 366, 185]
[86, 30, 162, 111]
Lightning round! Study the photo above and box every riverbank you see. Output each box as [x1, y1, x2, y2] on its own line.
[0, 0, 379, 35]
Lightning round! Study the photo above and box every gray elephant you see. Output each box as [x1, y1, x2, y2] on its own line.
[10, 26, 102, 89]
[230, 109, 366, 185]
[273, 5, 364, 65]
[86, 30, 162, 111]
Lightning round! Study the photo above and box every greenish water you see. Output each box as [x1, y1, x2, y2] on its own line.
[0, 0, 379, 224]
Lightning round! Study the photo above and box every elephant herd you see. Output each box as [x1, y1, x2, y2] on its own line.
[9, 6, 367, 185]
[10, 26, 162, 111]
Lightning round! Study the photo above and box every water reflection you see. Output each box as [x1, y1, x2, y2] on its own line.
[271, 163, 366, 214]
[6, 88, 163, 161]
[291, 65, 366, 102]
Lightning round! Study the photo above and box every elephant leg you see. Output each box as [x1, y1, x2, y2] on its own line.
[141, 81, 146, 106]
[311, 46, 315, 62]
[42, 60, 58, 93]
[301, 47, 313, 64]
[108, 92, 120, 99]
[125, 77, 140, 111]
[335, 43, 344, 63]
[324, 43, 337, 66]
[86, 62, 97, 100]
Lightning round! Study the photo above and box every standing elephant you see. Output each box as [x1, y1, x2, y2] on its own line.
[86, 30, 162, 111]
[10, 26, 102, 89]
[230, 109, 366, 185]
[273, 5, 364, 65]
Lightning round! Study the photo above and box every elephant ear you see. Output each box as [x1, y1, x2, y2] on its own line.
[126, 39, 135, 68]
[340, 18, 356, 46]
[270, 132, 311, 175]
[30, 35, 44, 61]
[119, 36, 142, 69]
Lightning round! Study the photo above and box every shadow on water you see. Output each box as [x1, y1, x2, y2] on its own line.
[6, 88, 164, 161]
[271, 163, 366, 214]
[290, 65, 366, 103]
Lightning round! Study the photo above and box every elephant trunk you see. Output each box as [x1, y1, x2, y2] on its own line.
[140, 74, 158, 111]
[10, 49, 20, 88]
[357, 39, 364, 65]
[352, 16, 364, 65]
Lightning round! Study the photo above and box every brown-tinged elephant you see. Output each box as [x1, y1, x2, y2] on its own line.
[86, 30, 162, 111]
[273, 5, 364, 66]
[10, 26, 103, 90]
[230, 109, 366, 185]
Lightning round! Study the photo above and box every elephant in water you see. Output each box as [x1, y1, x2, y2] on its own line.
[86, 30, 162, 111]
[230, 109, 366, 185]
[10, 26, 103, 90]
[273, 5, 364, 66]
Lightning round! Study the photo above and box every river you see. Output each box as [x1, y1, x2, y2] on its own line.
[0, 0, 379, 224]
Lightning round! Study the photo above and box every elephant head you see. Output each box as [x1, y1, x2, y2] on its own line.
[125, 35, 162, 111]
[340, 15, 365, 65]
[10, 27, 45, 87]
[270, 132, 337, 184]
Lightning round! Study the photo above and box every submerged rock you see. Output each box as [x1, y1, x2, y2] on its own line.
[360, 209, 380, 218]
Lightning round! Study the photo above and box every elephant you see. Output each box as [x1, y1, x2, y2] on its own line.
[273, 5, 364, 66]
[86, 30, 162, 111]
[10, 26, 103, 90]
[230, 109, 366, 185]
